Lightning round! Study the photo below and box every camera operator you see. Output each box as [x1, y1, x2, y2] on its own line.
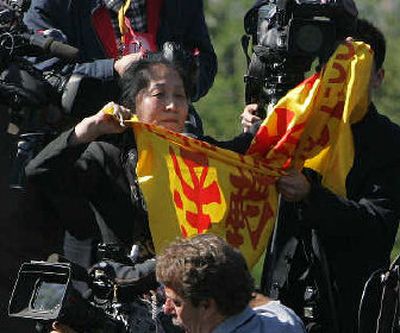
[23, 0, 217, 134]
[241, 18, 400, 333]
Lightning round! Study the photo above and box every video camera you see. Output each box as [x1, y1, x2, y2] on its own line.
[0, 0, 78, 65]
[8, 261, 127, 332]
[8, 244, 158, 332]
[0, 0, 90, 189]
[243, 0, 358, 116]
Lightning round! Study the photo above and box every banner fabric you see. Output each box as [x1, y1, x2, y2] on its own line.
[114, 41, 373, 267]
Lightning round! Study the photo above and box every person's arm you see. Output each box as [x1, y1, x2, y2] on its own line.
[183, 0, 217, 101]
[301, 167, 400, 241]
[24, 0, 112, 78]
[240, 103, 263, 133]
[25, 104, 133, 237]
[26, 103, 131, 172]
[25, 128, 102, 238]
[201, 104, 261, 154]
[23, 0, 141, 80]
[50, 322, 77, 333]
[277, 166, 400, 251]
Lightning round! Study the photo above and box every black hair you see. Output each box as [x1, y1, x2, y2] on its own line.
[354, 19, 386, 69]
[119, 52, 193, 112]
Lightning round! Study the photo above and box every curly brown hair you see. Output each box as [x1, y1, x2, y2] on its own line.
[156, 234, 254, 316]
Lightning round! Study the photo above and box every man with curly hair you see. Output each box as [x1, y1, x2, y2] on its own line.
[156, 234, 306, 333]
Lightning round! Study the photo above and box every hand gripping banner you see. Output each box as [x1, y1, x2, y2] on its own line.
[120, 41, 372, 268]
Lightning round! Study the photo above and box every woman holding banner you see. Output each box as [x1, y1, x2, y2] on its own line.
[25, 53, 258, 332]
[26, 52, 255, 268]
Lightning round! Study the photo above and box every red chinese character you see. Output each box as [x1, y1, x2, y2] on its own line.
[335, 42, 355, 61]
[320, 100, 345, 119]
[300, 125, 330, 160]
[170, 147, 222, 234]
[247, 107, 303, 158]
[329, 63, 347, 84]
[226, 169, 274, 249]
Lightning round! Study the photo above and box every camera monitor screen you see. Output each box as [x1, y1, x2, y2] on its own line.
[31, 280, 66, 312]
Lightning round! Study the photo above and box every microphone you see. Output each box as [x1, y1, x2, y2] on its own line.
[22, 32, 79, 60]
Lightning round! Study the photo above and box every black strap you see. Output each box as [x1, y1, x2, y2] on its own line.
[262, 236, 299, 299]
[358, 269, 385, 333]
[310, 230, 339, 333]
[120, 137, 154, 255]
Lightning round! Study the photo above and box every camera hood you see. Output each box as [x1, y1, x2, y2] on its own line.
[8, 261, 71, 321]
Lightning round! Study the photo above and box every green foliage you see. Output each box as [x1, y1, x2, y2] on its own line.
[357, 0, 400, 125]
[195, 0, 254, 139]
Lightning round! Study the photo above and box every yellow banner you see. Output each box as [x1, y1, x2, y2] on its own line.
[126, 41, 372, 267]
[132, 124, 281, 268]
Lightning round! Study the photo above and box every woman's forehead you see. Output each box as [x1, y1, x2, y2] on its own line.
[146, 65, 185, 92]
[149, 63, 180, 80]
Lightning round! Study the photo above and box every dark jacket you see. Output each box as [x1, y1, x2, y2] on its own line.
[262, 104, 400, 332]
[23, 0, 217, 106]
[25, 128, 253, 267]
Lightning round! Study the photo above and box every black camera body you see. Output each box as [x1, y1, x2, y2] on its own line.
[8, 243, 160, 332]
[8, 261, 71, 322]
[0, 0, 84, 189]
[243, 0, 357, 113]
[0, 0, 31, 66]
[0, 0, 81, 113]
[0, 0, 78, 63]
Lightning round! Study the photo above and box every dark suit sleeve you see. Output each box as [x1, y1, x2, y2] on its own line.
[25, 129, 109, 238]
[184, 0, 217, 101]
[23, 0, 116, 80]
[302, 165, 400, 252]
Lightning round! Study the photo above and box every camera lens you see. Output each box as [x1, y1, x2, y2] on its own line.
[295, 24, 324, 54]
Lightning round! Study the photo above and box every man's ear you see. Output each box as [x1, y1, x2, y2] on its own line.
[372, 67, 385, 90]
[199, 298, 219, 313]
[200, 298, 212, 309]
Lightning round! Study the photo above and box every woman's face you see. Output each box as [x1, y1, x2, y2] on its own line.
[135, 64, 189, 133]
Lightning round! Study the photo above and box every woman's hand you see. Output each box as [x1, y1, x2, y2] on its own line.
[114, 52, 144, 76]
[240, 104, 261, 133]
[50, 321, 77, 333]
[70, 102, 133, 145]
[276, 168, 311, 202]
